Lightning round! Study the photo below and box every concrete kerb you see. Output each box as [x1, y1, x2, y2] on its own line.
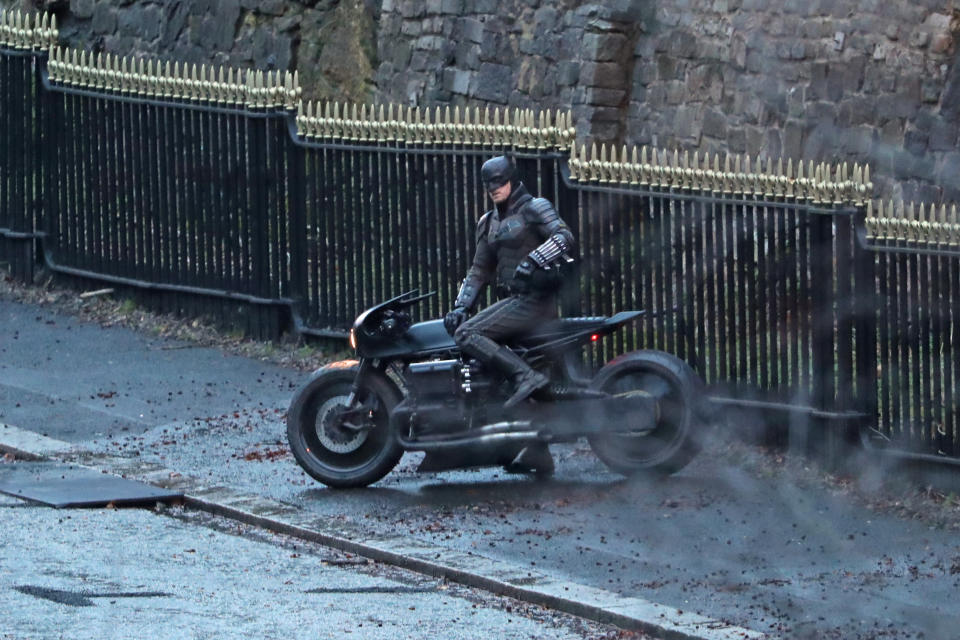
[0, 422, 768, 640]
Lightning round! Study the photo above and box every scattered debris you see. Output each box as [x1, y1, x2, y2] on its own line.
[79, 288, 114, 299]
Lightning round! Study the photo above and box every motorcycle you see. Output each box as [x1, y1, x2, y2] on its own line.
[287, 290, 706, 488]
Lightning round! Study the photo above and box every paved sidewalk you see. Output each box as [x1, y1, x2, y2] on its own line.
[0, 479, 609, 640]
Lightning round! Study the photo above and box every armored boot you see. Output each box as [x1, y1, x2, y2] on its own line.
[457, 332, 548, 409]
[484, 341, 549, 409]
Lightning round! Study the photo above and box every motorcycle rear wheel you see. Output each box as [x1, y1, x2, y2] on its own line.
[588, 350, 703, 476]
[287, 363, 402, 488]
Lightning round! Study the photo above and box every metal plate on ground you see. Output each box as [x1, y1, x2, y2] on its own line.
[0, 461, 183, 508]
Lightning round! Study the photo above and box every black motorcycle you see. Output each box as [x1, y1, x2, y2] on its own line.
[287, 290, 706, 488]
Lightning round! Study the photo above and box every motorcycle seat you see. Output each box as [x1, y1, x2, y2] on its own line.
[518, 317, 609, 342]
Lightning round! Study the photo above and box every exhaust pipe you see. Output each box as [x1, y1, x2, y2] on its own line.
[398, 421, 542, 452]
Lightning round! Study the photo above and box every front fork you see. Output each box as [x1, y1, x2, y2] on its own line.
[345, 358, 373, 408]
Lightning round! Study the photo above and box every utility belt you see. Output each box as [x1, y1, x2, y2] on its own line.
[496, 276, 561, 299]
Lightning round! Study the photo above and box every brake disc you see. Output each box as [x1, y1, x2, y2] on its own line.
[315, 396, 370, 454]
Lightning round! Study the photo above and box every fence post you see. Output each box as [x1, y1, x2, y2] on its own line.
[556, 160, 582, 319]
[806, 210, 838, 461]
[852, 206, 879, 445]
[286, 113, 308, 335]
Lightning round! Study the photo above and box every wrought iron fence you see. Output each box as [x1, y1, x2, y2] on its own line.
[0, 11, 53, 280]
[865, 202, 960, 456]
[2, 8, 960, 462]
[563, 147, 877, 459]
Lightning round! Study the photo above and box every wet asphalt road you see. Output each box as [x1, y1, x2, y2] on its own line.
[3, 298, 960, 638]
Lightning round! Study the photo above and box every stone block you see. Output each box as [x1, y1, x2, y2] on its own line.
[130, 4, 163, 41]
[250, 26, 292, 69]
[460, 17, 484, 44]
[862, 65, 896, 94]
[928, 116, 958, 152]
[258, 0, 285, 16]
[727, 127, 746, 153]
[879, 118, 904, 144]
[673, 105, 702, 142]
[644, 84, 666, 107]
[937, 152, 960, 200]
[909, 29, 931, 49]
[895, 149, 935, 181]
[702, 107, 728, 139]
[667, 29, 698, 58]
[557, 61, 580, 86]
[841, 125, 875, 156]
[744, 125, 765, 157]
[454, 41, 478, 68]
[664, 80, 686, 104]
[416, 35, 447, 51]
[534, 6, 559, 30]
[924, 12, 952, 29]
[782, 120, 804, 159]
[744, 49, 765, 74]
[471, 62, 512, 103]
[584, 87, 626, 106]
[632, 62, 655, 86]
[801, 121, 837, 159]
[579, 61, 625, 89]
[876, 93, 919, 123]
[426, 0, 443, 14]
[904, 128, 928, 155]
[656, 54, 682, 81]
[931, 33, 953, 55]
[401, 20, 422, 36]
[409, 50, 432, 72]
[443, 68, 471, 94]
[91, 3, 117, 35]
[441, 0, 463, 13]
[582, 32, 628, 61]
[837, 96, 877, 127]
[400, 2, 425, 18]
[70, 0, 95, 19]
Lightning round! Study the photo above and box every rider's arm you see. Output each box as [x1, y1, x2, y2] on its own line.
[454, 213, 496, 311]
[524, 198, 575, 269]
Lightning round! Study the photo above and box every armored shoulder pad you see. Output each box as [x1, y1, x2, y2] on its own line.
[476, 211, 493, 236]
[523, 197, 559, 224]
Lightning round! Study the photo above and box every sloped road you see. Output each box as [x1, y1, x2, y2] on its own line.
[3, 297, 958, 639]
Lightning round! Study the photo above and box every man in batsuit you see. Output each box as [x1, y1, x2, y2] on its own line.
[444, 155, 576, 474]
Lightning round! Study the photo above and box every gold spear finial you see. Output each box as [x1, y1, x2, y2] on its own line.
[579, 140, 589, 182]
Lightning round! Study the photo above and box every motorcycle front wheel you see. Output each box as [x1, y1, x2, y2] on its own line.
[588, 350, 704, 476]
[286, 362, 402, 488]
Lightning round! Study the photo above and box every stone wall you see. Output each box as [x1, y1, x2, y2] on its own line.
[375, 0, 960, 202]
[8, 0, 380, 104]
[5, 0, 960, 201]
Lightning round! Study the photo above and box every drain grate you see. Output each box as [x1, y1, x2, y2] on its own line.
[0, 461, 183, 508]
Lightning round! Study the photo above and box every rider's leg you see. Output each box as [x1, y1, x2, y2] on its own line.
[453, 294, 553, 409]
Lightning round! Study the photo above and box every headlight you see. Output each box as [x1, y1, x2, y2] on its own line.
[349, 328, 357, 351]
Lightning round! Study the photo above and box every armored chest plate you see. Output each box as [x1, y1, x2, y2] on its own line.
[489, 213, 530, 250]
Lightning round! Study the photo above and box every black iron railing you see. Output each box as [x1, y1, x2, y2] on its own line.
[2, 9, 959, 462]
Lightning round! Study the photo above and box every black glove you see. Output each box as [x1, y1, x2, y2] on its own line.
[444, 306, 468, 336]
[514, 258, 536, 282]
